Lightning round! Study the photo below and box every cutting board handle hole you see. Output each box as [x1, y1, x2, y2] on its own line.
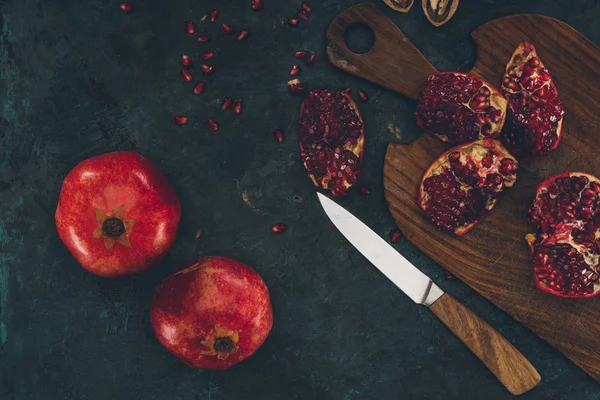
[343, 22, 375, 54]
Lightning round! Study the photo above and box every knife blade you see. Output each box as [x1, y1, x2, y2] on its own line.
[317, 192, 541, 395]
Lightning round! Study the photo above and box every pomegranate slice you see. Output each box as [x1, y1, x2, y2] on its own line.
[297, 89, 365, 196]
[501, 40, 564, 156]
[416, 72, 508, 145]
[418, 138, 518, 235]
[526, 172, 600, 298]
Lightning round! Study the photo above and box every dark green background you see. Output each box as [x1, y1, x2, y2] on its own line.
[1, 0, 599, 399]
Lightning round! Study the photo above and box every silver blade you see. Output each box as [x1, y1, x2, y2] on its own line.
[317, 193, 443, 306]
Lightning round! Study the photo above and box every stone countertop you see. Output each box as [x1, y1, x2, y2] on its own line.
[0, 0, 599, 399]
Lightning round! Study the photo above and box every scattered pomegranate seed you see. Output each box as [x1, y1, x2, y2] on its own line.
[237, 29, 249, 41]
[288, 17, 298, 26]
[193, 81, 205, 95]
[200, 51, 214, 60]
[290, 65, 301, 76]
[274, 129, 284, 143]
[302, 2, 311, 12]
[358, 186, 370, 195]
[201, 64, 214, 75]
[207, 118, 219, 132]
[185, 21, 195, 35]
[390, 229, 401, 244]
[222, 24, 234, 34]
[342, 87, 351, 95]
[297, 11, 309, 22]
[182, 70, 192, 82]
[444, 270, 455, 280]
[307, 53, 316, 65]
[119, 3, 134, 13]
[182, 55, 192, 67]
[209, 9, 218, 22]
[233, 100, 243, 115]
[197, 35, 211, 43]
[272, 223, 287, 233]
[221, 97, 233, 111]
[174, 116, 188, 126]
[288, 79, 304, 95]
[295, 50, 308, 59]
[251, 0, 262, 11]
[359, 91, 369, 103]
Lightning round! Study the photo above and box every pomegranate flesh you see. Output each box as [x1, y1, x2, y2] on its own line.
[416, 72, 508, 145]
[297, 89, 365, 196]
[501, 40, 564, 156]
[418, 138, 518, 235]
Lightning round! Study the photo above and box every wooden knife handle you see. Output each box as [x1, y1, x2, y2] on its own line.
[429, 293, 541, 395]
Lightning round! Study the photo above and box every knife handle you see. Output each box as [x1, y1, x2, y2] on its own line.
[429, 293, 541, 395]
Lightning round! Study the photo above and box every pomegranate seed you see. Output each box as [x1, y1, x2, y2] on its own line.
[222, 24, 234, 34]
[295, 50, 308, 59]
[288, 17, 298, 26]
[358, 91, 368, 103]
[237, 29, 249, 41]
[185, 21, 195, 35]
[197, 35, 211, 43]
[390, 229, 401, 244]
[272, 223, 287, 233]
[342, 87, 351, 95]
[174, 116, 188, 126]
[359, 186, 370, 195]
[119, 3, 134, 13]
[290, 65, 301, 76]
[287, 79, 304, 95]
[182, 70, 192, 82]
[182, 55, 192, 67]
[251, 0, 262, 11]
[302, 2, 311, 12]
[274, 129, 284, 143]
[207, 118, 219, 132]
[307, 54, 316, 65]
[201, 65, 214, 75]
[444, 270, 455, 280]
[193, 81, 205, 95]
[297, 11, 309, 22]
[200, 51, 214, 60]
[233, 100, 243, 115]
[221, 97, 233, 111]
[209, 9, 218, 22]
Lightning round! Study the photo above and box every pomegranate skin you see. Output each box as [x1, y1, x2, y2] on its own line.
[55, 151, 181, 278]
[150, 256, 273, 369]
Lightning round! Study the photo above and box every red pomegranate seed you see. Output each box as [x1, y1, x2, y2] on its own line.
[358, 186, 370, 195]
[288, 79, 303, 95]
[182, 55, 192, 67]
[201, 65, 214, 75]
[342, 87, 351, 95]
[209, 9, 218, 22]
[197, 35, 211, 43]
[297, 11, 308, 22]
[221, 97, 233, 111]
[174, 116, 188, 126]
[185, 21, 195, 35]
[390, 229, 401, 244]
[182, 70, 192, 82]
[302, 2, 311, 12]
[272, 223, 287, 233]
[290, 65, 300, 76]
[193, 81, 205, 95]
[444, 270, 455, 280]
[222, 24, 234, 34]
[200, 51, 214, 60]
[307, 53, 316, 65]
[359, 91, 368, 103]
[288, 17, 298, 26]
[207, 118, 219, 132]
[251, 0, 262, 11]
[295, 50, 308, 59]
[120, 3, 134, 13]
[237, 29, 249, 41]
[233, 100, 243, 115]
[274, 129, 284, 143]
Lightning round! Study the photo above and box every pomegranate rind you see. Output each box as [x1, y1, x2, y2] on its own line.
[416, 72, 508, 145]
[501, 40, 564, 156]
[418, 138, 518, 236]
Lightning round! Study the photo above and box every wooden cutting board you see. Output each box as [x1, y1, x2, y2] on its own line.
[326, 3, 600, 383]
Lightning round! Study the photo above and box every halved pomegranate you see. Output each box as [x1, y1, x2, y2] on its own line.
[501, 40, 564, 156]
[418, 138, 518, 235]
[416, 72, 508, 145]
[297, 89, 364, 196]
[526, 172, 600, 298]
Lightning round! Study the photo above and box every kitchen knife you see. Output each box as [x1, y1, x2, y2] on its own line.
[317, 193, 541, 395]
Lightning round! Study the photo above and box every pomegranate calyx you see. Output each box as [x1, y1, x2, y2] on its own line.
[200, 325, 240, 360]
[92, 206, 135, 249]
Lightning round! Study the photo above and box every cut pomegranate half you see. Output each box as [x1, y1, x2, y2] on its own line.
[418, 138, 518, 235]
[297, 89, 365, 196]
[416, 72, 508, 145]
[501, 40, 564, 156]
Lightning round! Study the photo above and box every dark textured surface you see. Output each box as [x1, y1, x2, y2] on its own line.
[0, 0, 599, 399]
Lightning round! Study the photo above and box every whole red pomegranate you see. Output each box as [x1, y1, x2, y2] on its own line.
[416, 72, 508, 145]
[501, 40, 564, 156]
[419, 138, 518, 235]
[55, 151, 181, 277]
[297, 89, 364, 196]
[526, 172, 600, 298]
[150, 256, 273, 369]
